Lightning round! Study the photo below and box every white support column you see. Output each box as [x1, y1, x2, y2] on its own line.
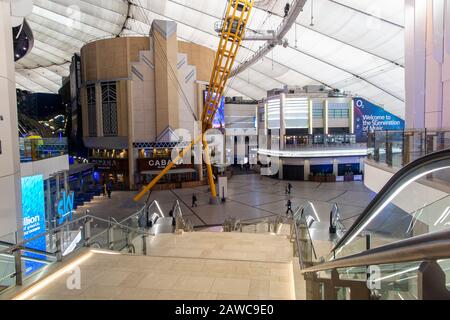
[237, 135, 246, 165]
[404, 0, 431, 129]
[280, 94, 286, 150]
[304, 160, 311, 181]
[333, 159, 339, 177]
[324, 100, 329, 135]
[359, 157, 365, 174]
[349, 99, 355, 134]
[0, 2, 23, 238]
[308, 99, 313, 135]
[264, 101, 268, 135]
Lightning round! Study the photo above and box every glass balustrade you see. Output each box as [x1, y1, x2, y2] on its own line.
[0, 214, 151, 295]
[368, 128, 450, 170]
[332, 155, 450, 261]
[19, 137, 68, 163]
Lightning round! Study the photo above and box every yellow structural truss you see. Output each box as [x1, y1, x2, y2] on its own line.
[134, 0, 254, 202]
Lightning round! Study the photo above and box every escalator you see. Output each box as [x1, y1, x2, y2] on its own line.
[332, 148, 450, 259]
[298, 149, 450, 300]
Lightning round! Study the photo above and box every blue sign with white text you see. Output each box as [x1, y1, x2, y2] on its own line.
[354, 98, 405, 143]
[21, 175, 47, 275]
[57, 191, 75, 226]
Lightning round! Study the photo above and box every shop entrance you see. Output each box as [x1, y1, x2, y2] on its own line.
[283, 165, 304, 181]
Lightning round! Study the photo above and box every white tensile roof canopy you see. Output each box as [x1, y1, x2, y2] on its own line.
[16, 0, 405, 118]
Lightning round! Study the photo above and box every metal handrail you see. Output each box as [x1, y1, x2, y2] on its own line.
[292, 220, 305, 270]
[0, 243, 56, 258]
[302, 229, 450, 274]
[0, 214, 152, 255]
[118, 206, 145, 225]
[0, 253, 54, 265]
[304, 219, 318, 261]
[292, 203, 319, 260]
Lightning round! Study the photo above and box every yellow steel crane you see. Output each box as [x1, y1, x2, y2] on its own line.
[134, 0, 254, 202]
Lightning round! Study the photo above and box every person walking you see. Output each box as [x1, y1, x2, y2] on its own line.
[286, 199, 293, 216]
[106, 180, 113, 199]
[287, 183, 292, 195]
[192, 193, 198, 208]
[102, 182, 107, 198]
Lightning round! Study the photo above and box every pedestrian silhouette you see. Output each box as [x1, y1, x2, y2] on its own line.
[192, 194, 198, 207]
[286, 199, 293, 215]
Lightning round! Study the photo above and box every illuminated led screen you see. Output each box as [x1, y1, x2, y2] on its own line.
[21, 175, 47, 275]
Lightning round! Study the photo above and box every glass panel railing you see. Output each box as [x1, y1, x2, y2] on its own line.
[335, 259, 450, 300]
[19, 137, 68, 163]
[332, 150, 450, 260]
[0, 213, 152, 295]
[0, 232, 17, 247]
[336, 261, 422, 300]
[369, 128, 450, 170]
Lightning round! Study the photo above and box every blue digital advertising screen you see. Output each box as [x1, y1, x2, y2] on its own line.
[204, 91, 225, 128]
[354, 97, 405, 143]
[21, 175, 47, 275]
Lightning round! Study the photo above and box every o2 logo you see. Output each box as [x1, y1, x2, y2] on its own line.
[367, 265, 381, 290]
[57, 191, 75, 226]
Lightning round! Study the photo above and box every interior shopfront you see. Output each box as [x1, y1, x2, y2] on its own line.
[136, 148, 198, 189]
[89, 149, 129, 190]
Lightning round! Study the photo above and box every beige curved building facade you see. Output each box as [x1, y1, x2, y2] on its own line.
[80, 20, 215, 190]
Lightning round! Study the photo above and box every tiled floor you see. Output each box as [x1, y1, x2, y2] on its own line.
[21, 231, 295, 300]
[76, 174, 375, 232]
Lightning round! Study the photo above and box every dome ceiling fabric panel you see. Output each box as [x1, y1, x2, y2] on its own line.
[15, 0, 405, 118]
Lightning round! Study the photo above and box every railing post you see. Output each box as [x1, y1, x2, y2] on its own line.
[328, 269, 339, 300]
[55, 229, 63, 262]
[108, 223, 115, 250]
[142, 234, 148, 255]
[424, 128, 428, 155]
[84, 217, 92, 247]
[14, 248, 23, 286]
[402, 129, 407, 166]
[126, 230, 130, 248]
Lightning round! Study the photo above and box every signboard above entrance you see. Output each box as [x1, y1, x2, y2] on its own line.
[137, 158, 194, 172]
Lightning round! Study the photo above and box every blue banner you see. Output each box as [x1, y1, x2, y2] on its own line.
[21, 175, 47, 275]
[354, 97, 405, 142]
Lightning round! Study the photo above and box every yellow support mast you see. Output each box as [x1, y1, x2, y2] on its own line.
[134, 0, 254, 202]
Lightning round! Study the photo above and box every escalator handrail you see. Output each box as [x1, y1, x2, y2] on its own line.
[302, 228, 450, 274]
[332, 148, 450, 253]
